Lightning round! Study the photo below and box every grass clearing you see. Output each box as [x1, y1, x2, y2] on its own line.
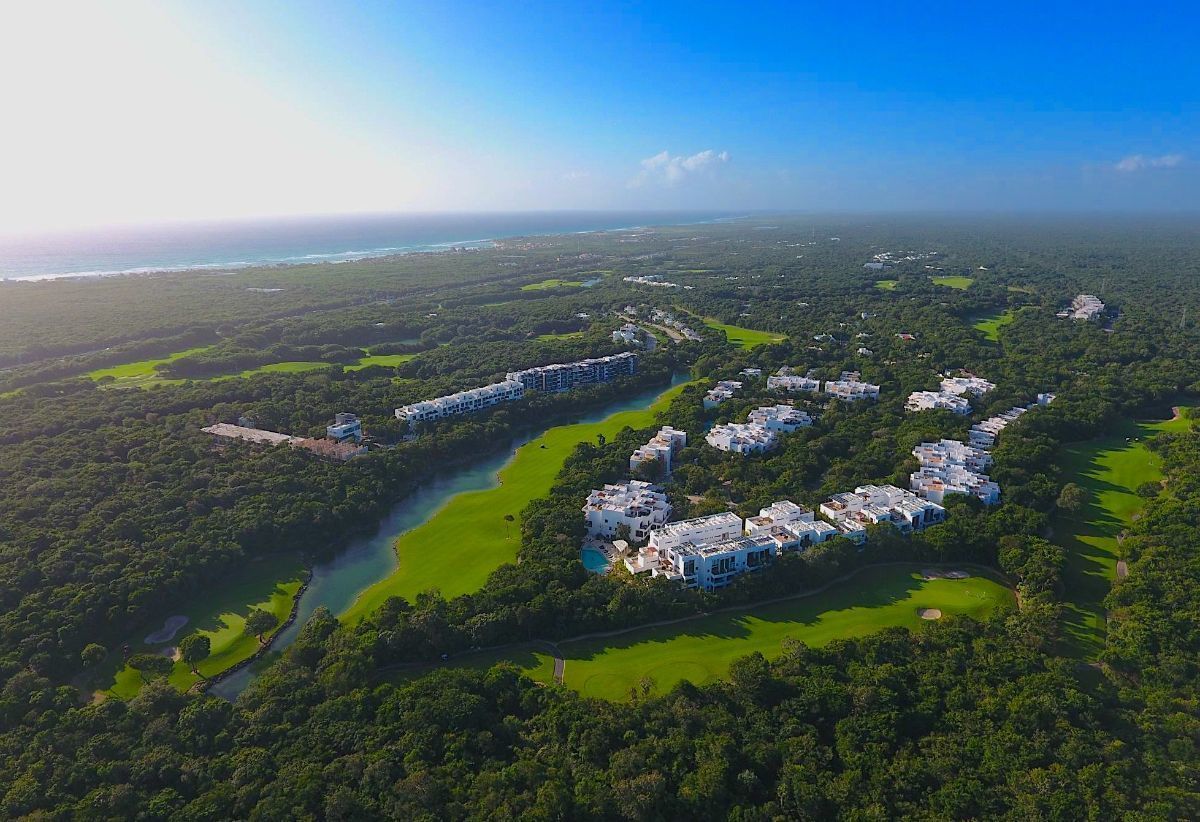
[875, 279, 898, 291]
[931, 276, 974, 289]
[344, 353, 417, 371]
[973, 309, 1015, 342]
[88, 346, 212, 388]
[1052, 412, 1193, 658]
[105, 555, 306, 698]
[535, 331, 584, 341]
[342, 380, 695, 621]
[521, 278, 583, 291]
[400, 565, 1014, 699]
[702, 318, 786, 349]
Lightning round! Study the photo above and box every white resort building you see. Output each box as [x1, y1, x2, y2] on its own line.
[582, 480, 672, 542]
[612, 323, 642, 346]
[910, 439, 1000, 505]
[1060, 294, 1106, 321]
[396, 380, 525, 422]
[703, 380, 743, 408]
[819, 485, 945, 543]
[507, 351, 638, 392]
[326, 412, 363, 443]
[824, 378, 881, 401]
[767, 374, 822, 394]
[906, 390, 973, 415]
[630, 426, 688, 474]
[939, 374, 996, 398]
[706, 422, 778, 454]
[747, 404, 813, 432]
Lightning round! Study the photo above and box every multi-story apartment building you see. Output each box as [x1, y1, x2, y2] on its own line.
[906, 390, 973, 415]
[747, 404, 813, 432]
[939, 374, 996, 398]
[703, 379, 743, 408]
[824, 379, 881, 401]
[582, 480, 672, 542]
[630, 426, 688, 474]
[767, 374, 821, 393]
[819, 484, 945, 541]
[395, 380, 525, 422]
[705, 422, 778, 454]
[506, 351, 638, 393]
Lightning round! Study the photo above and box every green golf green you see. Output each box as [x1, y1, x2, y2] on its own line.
[341, 380, 695, 621]
[88, 345, 212, 388]
[973, 309, 1015, 342]
[875, 279, 898, 291]
[702, 318, 786, 349]
[521, 278, 583, 290]
[105, 554, 306, 698]
[1052, 411, 1192, 657]
[343, 353, 417, 371]
[402, 565, 1013, 699]
[931, 276, 974, 289]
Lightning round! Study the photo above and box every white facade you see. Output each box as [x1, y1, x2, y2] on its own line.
[612, 323, 642, 345]
[326, 412, 363, 443]
[202, 423, 298, 447]
[1068, 294, 1105, 320]
[582, 480, 672, 542]
[740, 367, 763, 378]
[706, 422, 778, 454]
[396, 380, 525, 422]
[744, 500, 814, 534]
[824, 379, 881, 401]
[970, 405, 1029, 447]
[747, 404, 813, 432]
[658, 535, 776, 591]
[906, 390, 973, 415]
[910, 439, 1000, 505]
[630, 426, 688, 474]
[939, 374, 996, 398]
[819, 484, 945, 540]
[648, 511, 744, 554]
[703, 380, 743, 408]
[767, 374, 821, 393]
[507, 351, 637, 393]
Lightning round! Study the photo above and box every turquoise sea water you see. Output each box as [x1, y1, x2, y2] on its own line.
[0, 211, 730, 280]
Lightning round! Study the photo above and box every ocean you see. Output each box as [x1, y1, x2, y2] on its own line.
[0, 211, 733, 281]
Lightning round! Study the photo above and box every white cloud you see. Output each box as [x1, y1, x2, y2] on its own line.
[1114, 153, 1184, 173]
[632, 149, 730, 186]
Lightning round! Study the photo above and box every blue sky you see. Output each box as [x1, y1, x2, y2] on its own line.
[2, 0, 1197, 229]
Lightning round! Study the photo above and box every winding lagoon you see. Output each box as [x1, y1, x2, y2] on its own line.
[212, 373, 690, 698]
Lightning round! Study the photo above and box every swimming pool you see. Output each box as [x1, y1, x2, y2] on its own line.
[581, 547, 611, 573]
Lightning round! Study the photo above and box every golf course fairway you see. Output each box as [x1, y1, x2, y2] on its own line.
[973, 309, 1015, 342]
[400, 564, 1014, 700]
[702, 318, 786, 349]
[341, 379, 695, 621]
[1052, 411, 1192, 657]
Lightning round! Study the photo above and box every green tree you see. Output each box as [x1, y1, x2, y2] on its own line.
[178, 633, 211, 676]
[244, 609, 279, 644]
[80, 643, 107, 669]
[128, 653, 173, 683]
[1056, 482, 1087, 512]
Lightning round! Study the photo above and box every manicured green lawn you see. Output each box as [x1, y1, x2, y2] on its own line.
[535, 331, 584, 341]
[702, 318, 786, 349]
[521, 278, 583, 291]
[931, 276, 974, 289]
[105, 555, 306, 697]
[237, 360, 329, 377]
[88, 345, 212, 388]
[343, 353, 417, 371]
[404, 565, 1013, 700]
[875, 279, 898, 291]
[973, 309, 1015, 342]
[1052, 412, 1193, 658]
[341, 381, 695, 621]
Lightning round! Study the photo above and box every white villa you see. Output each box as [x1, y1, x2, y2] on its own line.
[910, 439, 1000, 505]
[912, 439, 993, 473]
[706, 422, 778, 454]
[649, 511, 744, 554]
[824, 378, 881, 401]
[657, 535, 777, 591]
[703, 379, 744, 408]
[820, 484, 945, 542]
[630, 426, 688, 474]
[582, 480, 672, 542]
[906, 390, 973, 415]
[396, 380, 525, 422]
[326, 412, 363, 443]
[612, 323, 642, 345]
[1061, 294, 1105, 321]
[740, 367, 763, 378]
[747, 404, 813, 432]
[969, 406, 1030, 448]
[767, 374, 821, 393]
[939, 374, 996, 397]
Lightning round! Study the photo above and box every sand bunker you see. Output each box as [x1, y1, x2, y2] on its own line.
[145, 615, 188, 644]
[922, 569, 970, 580]
[158, 646, 182, 661]
[918, 608, 943, 620]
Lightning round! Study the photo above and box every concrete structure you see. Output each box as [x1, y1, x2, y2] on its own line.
[1064, 294, 1106, 321]
[824, 378, 881, 401]
[326, 412, 363, 443]
[396, 380, 525, 422]
[507, 352, 637, 393]
[295, 438, 368, 462]
[767, 374, 821, 393]
[906, 390, 972, 415]
[1037, 393, 1057, 406]
[819, 484, 945, 542]
[939, 374, 996, 398]
[910, 439, 1000, 505]
[703, 379, 743, 408]
[706, 422, 778, 454]
[747, 404, 813, 432]
[630, 426, 688, 474]
[623, 275, 679, 288]
[202, 423, 298, 447]
[583, 480, 672, 542]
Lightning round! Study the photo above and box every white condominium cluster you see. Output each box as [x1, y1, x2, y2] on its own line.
[650, 309, 703, 340]
[968, 396, 1052, 448]
[507, 351, 637, 392]
[582, 480, 672, 543]
[622, 502, 838, 591]
[396, 380, 525, 422]
[630, 426, 688, 473]
[824, 377, 881, 401]
[940, 374, 996, 398]
[1059, 294, 1105, 320]
[739, 367, 763, 378]
[767, 374, 821, 393]
[910, 439, 1000, 505]
[703, 379, 743, 408]
[747, 404, 813, 432]
[706, 422, 777, 454]
[623, 274, 679, 288]
[819, 485, 945, 544]
[906, 390, 973, 415]
[612, 323, 642, 345]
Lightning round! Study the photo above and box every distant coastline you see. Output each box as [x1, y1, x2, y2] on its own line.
[0, 211, 741, 282]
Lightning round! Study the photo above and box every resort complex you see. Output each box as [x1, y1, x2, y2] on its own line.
[819, 485, 945, 543]
[766, 373, 821, 393]
[706, 422, 778, 454]
[507, 351, 638, 392]
[629, 426, 688, 474]
[747, 404, 813, 431]
[703, 379, 743, 408]
[582, 480, 673, 542]
[906, 390, 973, 414]
[824, 376, 881, 401]
[910, 439, 1001, 505]
[395, 379, 525, 422]
[1059, 293, 1106, 321]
